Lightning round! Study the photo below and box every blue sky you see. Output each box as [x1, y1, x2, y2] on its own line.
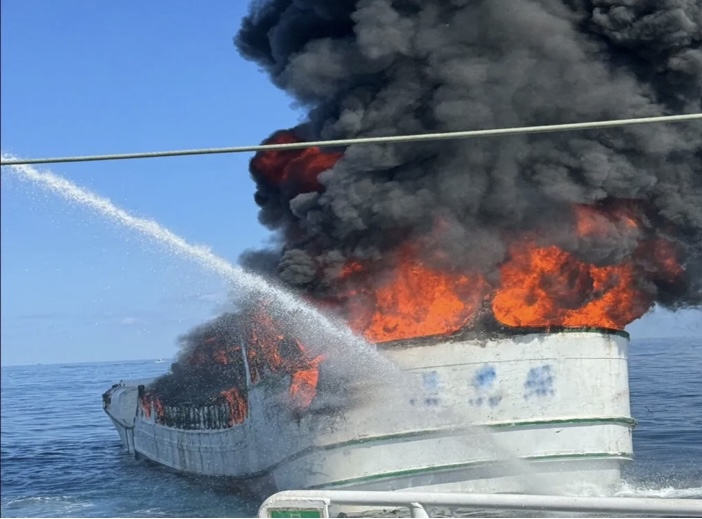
[1, 2, 700, 366]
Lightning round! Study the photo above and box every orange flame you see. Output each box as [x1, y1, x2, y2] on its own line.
[179, 304, 323, 415]
[153, 397, 165, 422]
[251, 131, 342, 193]
[242, 305, 322, 410]
[220, 387, 248, 425]
[140, 393, 165, 422]
[491, 204, 682, 330]
[141, 396, 152, 418]
[289, 366, 320, 410]
[324, 204, 683, 338]
[247, 308, 287, 377]
[338, 247, 489, 342]
[492, 242, 651, 329]
[288, 342, 324, 410]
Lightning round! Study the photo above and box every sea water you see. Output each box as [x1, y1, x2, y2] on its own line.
[1, 336, 700, 517]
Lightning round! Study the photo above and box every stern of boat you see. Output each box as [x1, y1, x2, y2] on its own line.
[271, 328, 634, 497]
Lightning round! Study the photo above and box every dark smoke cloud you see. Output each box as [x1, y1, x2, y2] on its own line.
[239, 248, 282, 278]
[236, 0, 702, 308]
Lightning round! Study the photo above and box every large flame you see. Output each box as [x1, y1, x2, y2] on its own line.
[319, 203, 682, 339]
[337, 247, 488, 342]
[492, 242, 650, 329]
[492, 204, 682, 329]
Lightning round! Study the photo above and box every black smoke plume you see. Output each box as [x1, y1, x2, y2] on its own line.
[236, 0, 702, 309]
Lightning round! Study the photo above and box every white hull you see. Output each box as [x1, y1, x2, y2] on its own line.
[103, 329, 633, 497]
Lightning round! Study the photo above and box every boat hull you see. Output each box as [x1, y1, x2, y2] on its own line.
[103, 329, 633, 497]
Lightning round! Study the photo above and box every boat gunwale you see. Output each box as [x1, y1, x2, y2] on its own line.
[375, 326, 630, 351]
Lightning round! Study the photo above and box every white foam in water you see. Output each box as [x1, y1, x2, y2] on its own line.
[2, 496, 95, 516]
[616, 481, 702, 499]
[0, 156, 396, 378]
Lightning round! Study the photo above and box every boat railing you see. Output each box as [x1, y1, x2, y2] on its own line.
[139, 400, 236, 430]
[159, 404, 234, 429]
[257, 490, 702, 518]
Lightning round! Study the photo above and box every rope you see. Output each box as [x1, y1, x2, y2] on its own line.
[2, 113, 701, 166]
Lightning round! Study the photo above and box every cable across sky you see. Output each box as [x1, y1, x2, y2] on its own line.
[2, 112, 701, 167]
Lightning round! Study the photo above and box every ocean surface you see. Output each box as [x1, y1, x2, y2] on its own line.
[1, 337, 701, 518]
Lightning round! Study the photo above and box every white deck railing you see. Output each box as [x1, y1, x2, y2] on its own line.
[258, 490, 702, 518]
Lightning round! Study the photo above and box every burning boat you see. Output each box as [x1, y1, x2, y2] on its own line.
[103, 187, 682, 495]
[101, 112, 690, 501]
[105, 0, 700, 500]
[104, 326, 633, 496]
[102, 90, 687, 500]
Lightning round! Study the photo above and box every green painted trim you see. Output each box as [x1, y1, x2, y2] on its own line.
[314, 417, 636, 451]
[306, 452, 633, 490]
[488, 416, 637, 430]
[220, 417, 634, 481]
